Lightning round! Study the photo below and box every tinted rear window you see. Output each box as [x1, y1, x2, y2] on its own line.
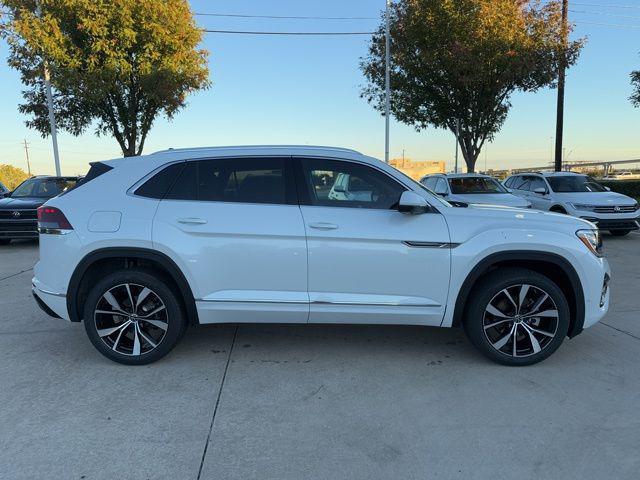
[164, 158, 289, 205]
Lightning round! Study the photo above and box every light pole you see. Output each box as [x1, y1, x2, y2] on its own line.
[554, 0, 568, 172]
[35, 0, 61, 176]
[384, 0, 391, 163]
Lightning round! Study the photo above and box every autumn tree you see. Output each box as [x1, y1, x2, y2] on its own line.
[0, 164, 30, 189]
[361, 0, 584, 172]
[1, 0, 210, 157]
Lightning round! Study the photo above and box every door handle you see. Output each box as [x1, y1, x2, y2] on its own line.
[177, 217, 208, 225]
[308, 222, 338, 230]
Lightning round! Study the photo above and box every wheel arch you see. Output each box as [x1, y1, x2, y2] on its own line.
[67, 247, 199, 325]
[452, 251, 585, 338]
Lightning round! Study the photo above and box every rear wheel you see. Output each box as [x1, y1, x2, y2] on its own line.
[83, 268, 187, 365]
[609, 230, 631, 237]
[463, 268, 570, 366]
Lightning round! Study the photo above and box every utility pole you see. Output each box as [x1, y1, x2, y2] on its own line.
[454, 119, 460, 173]
[23, 140, 32, 176]
[35, 0, 61, 176]
[554, 0, 569, 172]
[384, 0, 391, 163]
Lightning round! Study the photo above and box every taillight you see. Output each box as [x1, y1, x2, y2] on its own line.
[37, 206, 73, 232]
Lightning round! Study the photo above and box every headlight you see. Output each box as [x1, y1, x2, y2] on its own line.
[576, 229, 604, 257]
[570, 203, 597, 212]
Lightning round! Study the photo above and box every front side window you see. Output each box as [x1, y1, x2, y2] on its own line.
[529, 177, 548, 192]
[546, 175, 607, 193]
[421, 177, 437, 190]
[449, 177, 508, 194]
[434, 178, 448, 195]
[164, 157, 291, 204]
[299, 158, 405, 209]
[11, 178, 77, 198]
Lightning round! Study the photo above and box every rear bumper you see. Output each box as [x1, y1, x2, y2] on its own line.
[32, 280, 70, 321]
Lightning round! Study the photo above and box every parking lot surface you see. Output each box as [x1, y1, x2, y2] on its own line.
[1, 235, 639, 480]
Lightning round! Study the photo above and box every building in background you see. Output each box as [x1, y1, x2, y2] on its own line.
[389, 158, 445, 180]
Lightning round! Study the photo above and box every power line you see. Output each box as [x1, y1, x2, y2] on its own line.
[572, 2, 640, 9]
[194, 12, 376, 20]
[202, 29, 375, 36]
[570, 9, 640, 20]
[574, 20, 640, 29]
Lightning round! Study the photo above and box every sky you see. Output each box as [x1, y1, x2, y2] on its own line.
[0, 0, 639, 176]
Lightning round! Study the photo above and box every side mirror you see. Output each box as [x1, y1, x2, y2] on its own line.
[332, 185, 346, 193]
[533, 187, 547, 195]
[398, 191, 430, 215]
[604, 186, 611, 192]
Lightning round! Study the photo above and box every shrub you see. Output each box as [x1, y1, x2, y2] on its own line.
[599, 180, 640, 201]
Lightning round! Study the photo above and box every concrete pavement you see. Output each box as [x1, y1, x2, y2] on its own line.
[0, 236, 639, 479]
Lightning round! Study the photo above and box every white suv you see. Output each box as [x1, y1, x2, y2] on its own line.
[504, 172, 640, 236]
[32, 146, 611, 366]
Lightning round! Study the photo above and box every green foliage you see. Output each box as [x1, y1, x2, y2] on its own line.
[631, 68, 640, 108]
[361, 0, 584, 172]
[599, 180, 640, 201]
[1, 0, 211, 156]
[0, 164, 30, 189]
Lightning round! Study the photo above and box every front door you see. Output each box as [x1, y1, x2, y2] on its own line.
[153, 157, 308, 324]
[295, 157, 451, 326]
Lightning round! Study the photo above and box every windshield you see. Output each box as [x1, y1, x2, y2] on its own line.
[546, 175, 607, 193]
[449, 177, 507, 194]
[11, 178, 77, 198]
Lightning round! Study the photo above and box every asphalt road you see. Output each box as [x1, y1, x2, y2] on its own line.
[1, 234, 639, 480]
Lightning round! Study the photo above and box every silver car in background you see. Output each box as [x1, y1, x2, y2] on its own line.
[420, 173, 531, 208]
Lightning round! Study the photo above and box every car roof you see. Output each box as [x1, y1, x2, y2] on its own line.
[150, 145, 364, 161]
[424, 173, 491, 179]
[512, 171, 582, 177]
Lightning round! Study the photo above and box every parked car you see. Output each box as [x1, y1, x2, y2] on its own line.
[0, 175, 79, 244]
[420, 173, 531, 208]
[0, 180, 10, 198]
[33, 146, 610, 366]
[503, 172, 639, 236]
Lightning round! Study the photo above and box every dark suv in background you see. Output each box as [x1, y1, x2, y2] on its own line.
[0, 176, 79, 245]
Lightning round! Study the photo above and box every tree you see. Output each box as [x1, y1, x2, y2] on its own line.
[1, 0, 210, 157]
[631, 67, 640, 108]
[0, 164, 30, 189]
[361, 0, 584, 172]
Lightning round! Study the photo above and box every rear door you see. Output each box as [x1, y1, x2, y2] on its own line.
[295, 157, 451, 326]
[152, 157, 309, 324]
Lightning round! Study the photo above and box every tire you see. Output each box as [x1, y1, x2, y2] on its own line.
[83, 268, 187, 365]
[463, 268, 570, 366]
[550, 206, 567, 214]
[0, 239, 11, 245]
[609, 230, 631, 237]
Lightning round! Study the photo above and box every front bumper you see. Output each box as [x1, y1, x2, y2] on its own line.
[576, 213, 640, 232]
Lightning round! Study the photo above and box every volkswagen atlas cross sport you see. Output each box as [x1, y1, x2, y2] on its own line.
[504, 172, 639, 236]
[32, 146, 611, 366]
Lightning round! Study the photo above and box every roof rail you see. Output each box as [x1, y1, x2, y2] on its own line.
[151, 145, 362, 155]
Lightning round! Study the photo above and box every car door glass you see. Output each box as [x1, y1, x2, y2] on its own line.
[422, 177, 437, 190]
[514, 176, 532, 191]
[165, 158, 290, 204]
[529, 177, 547, 192]
[433, 178, 448, 195]
[300, 158, 405, 209]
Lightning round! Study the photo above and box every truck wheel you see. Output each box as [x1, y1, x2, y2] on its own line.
[82, 268, 187, 365]
[463, 268, 570, 366]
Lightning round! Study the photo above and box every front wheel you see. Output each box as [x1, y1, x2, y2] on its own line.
[83, 268, 187, 365]
[463, 268, 570, 366]
[609, 230, 631, 237]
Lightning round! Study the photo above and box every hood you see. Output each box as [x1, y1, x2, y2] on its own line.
[554, 191, 637, 206]
[0, 196, 48, 210]
[448, 193, 530, 208]
[443, 203, 594, 244]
